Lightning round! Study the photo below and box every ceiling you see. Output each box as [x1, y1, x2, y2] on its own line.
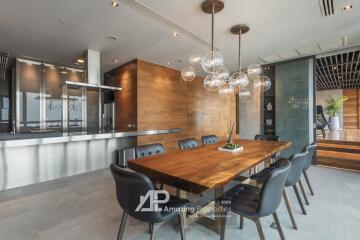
[316, 48, 360, 90]
[0, 0, 360, 75]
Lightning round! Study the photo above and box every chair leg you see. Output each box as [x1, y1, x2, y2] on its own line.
[273, 211, 286, 240]
[283, 190, 298, 230]
[293, 185, 307, 215]
[298, 179, 309, 205]
[149, 223, 153, 234]
[239, 215, 244, 229]
[117, 212, 129, 240]
[220, 212, 228, 240]
[303, 170, 314, 196]
[150, 223, 161, 240]
[254, 218, 265, 240]
[178, 213, 186, 240]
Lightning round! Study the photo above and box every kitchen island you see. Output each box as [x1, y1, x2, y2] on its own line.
[0, 129, 181, 191]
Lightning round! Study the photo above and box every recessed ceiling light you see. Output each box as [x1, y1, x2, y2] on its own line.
[333, 66, 337, 70]
[108, 34, 119, 40]
[112, 59, 119, 63]
[343, 4, 353, 11]
[173, 32, 179, 37]
[58, 18, 66, 24]
[77, 59, 85, 64]
[111, 1, 120, 8]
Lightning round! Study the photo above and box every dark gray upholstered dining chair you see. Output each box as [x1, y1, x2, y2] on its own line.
[250, 134, 281, 174]
[254, 134, 280, 141]
[251, 150, 310, 231]
[316, 105, 328, 138]
[135, 143, 165, 189]
[135, 143, 165, 158]
[218, 160, 291, 240]
[201, 135, 219, 145]
[110, 164, 189, 240]
[302, 143, 317, 196]
[178, 138, 199, 150]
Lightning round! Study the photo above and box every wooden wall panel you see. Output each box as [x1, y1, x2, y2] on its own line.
[358, 89, 360, 128]
[343, 89, 359, 129]
[105, 60, 137, 132]
[187, 75, 237, 143]
[136, 60, 188, 151]
[106, 59, 237, 151]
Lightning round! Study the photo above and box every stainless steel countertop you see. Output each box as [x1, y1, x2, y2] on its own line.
[0, 129, 181, 148]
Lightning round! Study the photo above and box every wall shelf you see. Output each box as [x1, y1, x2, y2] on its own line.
[261, 65, 276, 136]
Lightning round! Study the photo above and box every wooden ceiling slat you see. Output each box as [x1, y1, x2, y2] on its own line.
[322, 57, 335, 89]
[316, 60, 330, 90]
[316, 49, 360, 90]
[352, 51, 360, 88]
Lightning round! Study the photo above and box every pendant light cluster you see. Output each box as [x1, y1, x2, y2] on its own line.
[181, 0, 271, 96]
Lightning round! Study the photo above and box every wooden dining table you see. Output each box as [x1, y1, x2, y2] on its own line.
[128, 139, 291, 233]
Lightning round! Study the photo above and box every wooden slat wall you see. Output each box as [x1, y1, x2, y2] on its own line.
[105, 60, 138, 131]
[358, 89, 360, 128]
[106, 59, 237, 151]
[343, 89, 359, 129]
[136, 60, 189, 151]
[187, 75, 237, 143]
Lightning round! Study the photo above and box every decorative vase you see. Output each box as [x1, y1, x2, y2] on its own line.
[329, 116, 339, 131]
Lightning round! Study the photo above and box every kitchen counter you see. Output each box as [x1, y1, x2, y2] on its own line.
[0, 128, 181, 191]
[0, 129, 181, 148]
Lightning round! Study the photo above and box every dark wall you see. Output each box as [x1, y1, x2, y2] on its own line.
[0, 70, 11, 132]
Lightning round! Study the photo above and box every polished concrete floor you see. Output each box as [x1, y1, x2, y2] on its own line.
[0, 166, 359, 240]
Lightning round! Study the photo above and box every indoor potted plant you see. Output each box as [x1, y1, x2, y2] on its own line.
[325, 96, 348, 131]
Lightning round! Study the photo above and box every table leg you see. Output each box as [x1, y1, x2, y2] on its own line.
[176, 188, 192, 228]
[214, 187, 224, 234]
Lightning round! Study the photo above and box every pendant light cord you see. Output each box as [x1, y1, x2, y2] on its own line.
[211, 3, 215, 72]
[238, 30, 242, 72]
[211, 4, 215, 58]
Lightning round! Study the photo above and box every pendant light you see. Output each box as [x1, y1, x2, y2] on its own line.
[181, 0, 226, 90]
[181, 66, 196, 82]
[201, 0, 225, 75]
[229, 25, 249, 92]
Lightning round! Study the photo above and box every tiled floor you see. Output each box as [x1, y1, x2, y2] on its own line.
[0, 166, 359, 240]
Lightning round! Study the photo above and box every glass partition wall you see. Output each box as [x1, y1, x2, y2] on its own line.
[15, 59, 92, 133]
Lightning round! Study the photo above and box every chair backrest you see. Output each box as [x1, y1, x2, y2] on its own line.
[201, 135, 219, 145]
[303, 143, 317, 170]
[257, 159, 291, 217]
[254, 134, 280, 141]
[110, 163, 164, 222]
[178, 138, 199, 150]
[285, 151, 308, 186]
[135, 143, 165, 158]
[316, 105, 328, 127]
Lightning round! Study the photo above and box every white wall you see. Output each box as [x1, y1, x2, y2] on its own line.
[316, 89, 344, 129]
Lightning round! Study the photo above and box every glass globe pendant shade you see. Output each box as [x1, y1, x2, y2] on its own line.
[247, 63, 262, 78]
[217, 67, 230, 80]
[189, 54, 203, 66]
[253, 76, 263, 89]
[219, 82, 235, 96]
[181, 66, 196, 82]
[201, 51, 224, 73]
[229, 71, 249, 88]
[262, 76, 272, 91]
[204, 73, 222, 91]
